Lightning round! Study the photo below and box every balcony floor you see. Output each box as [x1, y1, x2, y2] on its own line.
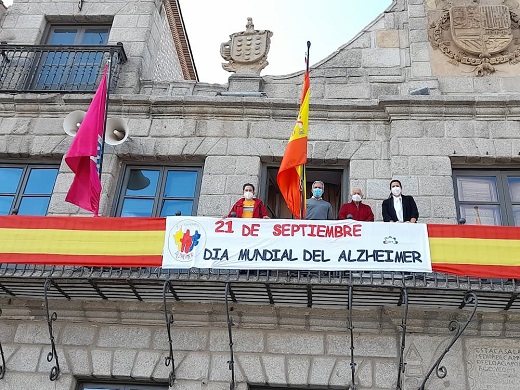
[0, 266, 519, 311]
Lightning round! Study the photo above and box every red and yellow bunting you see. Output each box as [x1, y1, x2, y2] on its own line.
[0, 216, 164, 267]
[1, 216, 520, 278]
[428, 224, 520, 278]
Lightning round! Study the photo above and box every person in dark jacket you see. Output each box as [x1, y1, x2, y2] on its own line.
[382, 179, 418, 223]
[227, 183, 269, 218]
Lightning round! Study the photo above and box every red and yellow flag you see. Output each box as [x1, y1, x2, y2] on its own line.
[0, 216, 164, 267]
[429, 224, 520, 278]
[1, 216, 520, 279]
[277, 69, 310, 219]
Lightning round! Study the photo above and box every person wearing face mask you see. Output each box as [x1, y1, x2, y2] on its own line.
[382, 179, 419, 223]
[227, 183, 269, 218]
[305, 180, 334, 220]
[338, 187, 374, 221]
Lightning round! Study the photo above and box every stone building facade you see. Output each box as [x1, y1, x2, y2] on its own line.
[1, 0, 520, 389]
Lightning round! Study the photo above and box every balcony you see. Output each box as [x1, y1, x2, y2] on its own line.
[0, 265, 519, 312]
[0, 43, 127, 93]
[1, 216, 519, 311]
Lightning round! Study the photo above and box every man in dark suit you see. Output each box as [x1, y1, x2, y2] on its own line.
[382, 179, 419, 223]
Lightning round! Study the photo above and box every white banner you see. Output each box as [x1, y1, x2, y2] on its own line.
[162, 217, 432, 272]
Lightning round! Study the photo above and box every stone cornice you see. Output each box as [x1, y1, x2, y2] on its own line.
[3, 93, 520, 121]
[0, 93, 387, 122]
[380, 95, 520, 119]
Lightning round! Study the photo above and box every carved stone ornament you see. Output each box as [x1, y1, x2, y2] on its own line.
[220, 17, 273, 75]
[429, 3, 520, 76]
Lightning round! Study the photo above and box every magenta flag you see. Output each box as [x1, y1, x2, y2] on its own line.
[65, 66, 108, 216]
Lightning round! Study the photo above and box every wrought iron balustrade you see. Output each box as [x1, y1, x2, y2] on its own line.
[0, 265, 519, 312]
[0, 43, 127, 93]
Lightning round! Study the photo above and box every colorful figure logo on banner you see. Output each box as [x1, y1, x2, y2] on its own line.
[174, 228, 200, 253]
[167, 219, 207, 262]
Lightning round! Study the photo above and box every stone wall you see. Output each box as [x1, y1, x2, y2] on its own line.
[2, 91, 519, 222]
[1, 298, 520, 390]
[2, 2, 520, 388]
[151, 6, 184, 82]
[0, 0, 187, 95]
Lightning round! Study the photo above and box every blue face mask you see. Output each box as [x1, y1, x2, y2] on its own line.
[312, 188, 323, 198]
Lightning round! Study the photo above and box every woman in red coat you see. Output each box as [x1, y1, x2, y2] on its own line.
[227, 183, 269, 219]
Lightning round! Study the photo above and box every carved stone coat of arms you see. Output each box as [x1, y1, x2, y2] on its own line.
[220, 18, 273, 75]
[429, 3, 520, 76]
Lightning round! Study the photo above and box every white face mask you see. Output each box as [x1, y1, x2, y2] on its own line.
[391, 186, 401, 196]
[244, 191, 254, 200]
[352, 194, 362, 202]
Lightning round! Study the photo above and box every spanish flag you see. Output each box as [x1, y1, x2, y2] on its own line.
[277, 64, 310, 219]
[1, 217, 520, 279]
[0, 216, 164, 267]
[429, 224, 520, 278]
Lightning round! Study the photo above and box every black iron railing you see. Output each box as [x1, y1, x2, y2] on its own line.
[0, 43, 127, 92]
[0, 265, 519, 310]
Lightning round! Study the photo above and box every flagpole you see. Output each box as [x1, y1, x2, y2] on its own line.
[277, 41, 311, 220]
[97, 51, 114, 180]
[299, 41, 311, 219]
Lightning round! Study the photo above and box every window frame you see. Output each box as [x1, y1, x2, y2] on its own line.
[113, 164, 203, 217]
[77, 380, 168, 390]
[453, 169, 520, 226]
[44, 25, 112, 46]
[0, 162, 60, 216]
[28, 24, 112, 91]
[261, 164, 348, 219]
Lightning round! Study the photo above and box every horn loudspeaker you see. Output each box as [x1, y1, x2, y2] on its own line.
[105, 117, 129, 145]
[63, 110, 86, 136]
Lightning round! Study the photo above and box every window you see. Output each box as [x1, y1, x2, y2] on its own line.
[115, 166, 202, 217]
[78, 382, 167, 390]
[0, 164, 59, 216]
[264, 166, 345, 218]
[32, 25, 110, 90]
[453, 170, 520, 226]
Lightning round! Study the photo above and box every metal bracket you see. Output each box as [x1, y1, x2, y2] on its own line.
[44, 278, 60, 381]
[225, 283, 236, 390]
[162, 280, 176, 387]
[348, 285, 357, 390]
[0, 47, 9, 63]
[396, 287, 409, 390]
[419, 291, 478, 390]
[0, 308, 5, 379]
[78, 0, 83, 11]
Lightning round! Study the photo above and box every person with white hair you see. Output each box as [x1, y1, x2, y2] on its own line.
[338, 187, 374, 221]
[305, 180, 333, 220]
